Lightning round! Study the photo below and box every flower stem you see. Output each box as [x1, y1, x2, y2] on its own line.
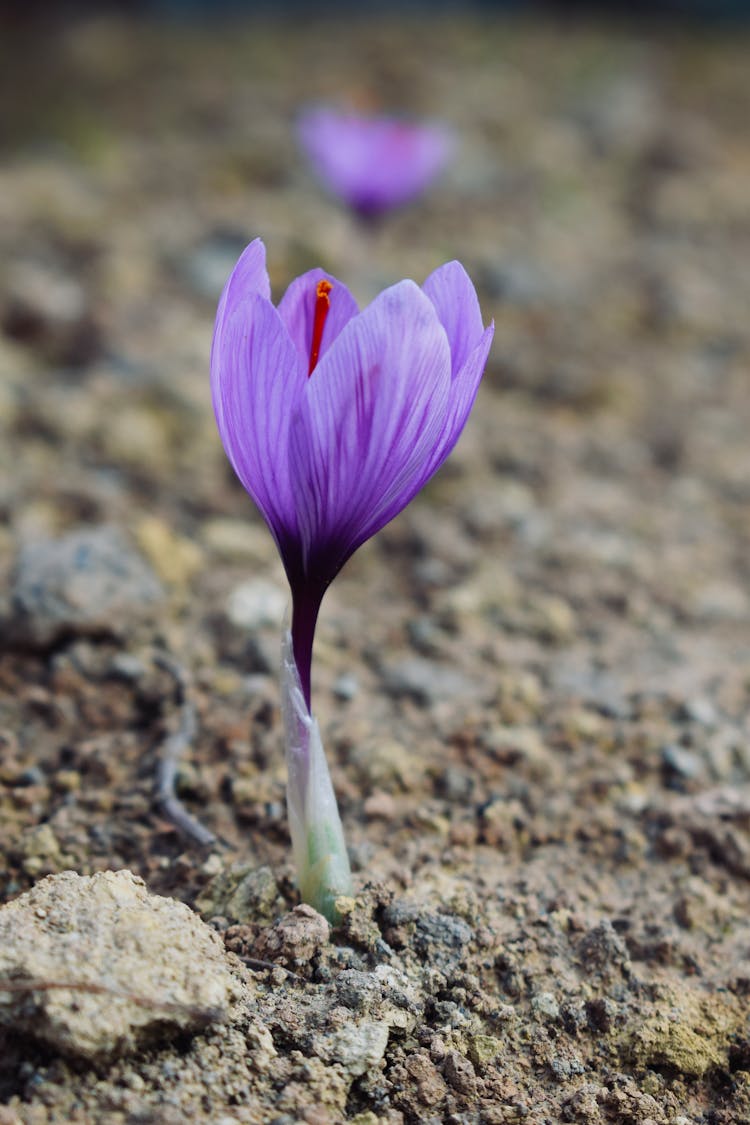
[290, 590, 322, 710]
[280, 631, 352, 922]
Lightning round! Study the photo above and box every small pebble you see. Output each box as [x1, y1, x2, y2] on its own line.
[333, 673, 358, 701]
[363, 792, 397, 820]
[679, 697, 718, 727]
[225, 579, 287, 630]
[379, 657, 471, 706]
[661, 744, 703, 780]
[531, 992, 560, 1021]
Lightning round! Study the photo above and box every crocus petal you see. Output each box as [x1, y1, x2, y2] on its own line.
[211, 294, 304, 546]
[213, 237, 270, 347]
[422, 260, 485, 376]
[277, 268, 359, 371]
[289, 280, 452, 578]
[418, 323, 495, 485]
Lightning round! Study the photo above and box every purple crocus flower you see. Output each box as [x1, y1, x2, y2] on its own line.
[211, 238, 493, 917]
[298, 107, 454, 218]
[212, 237, 493, 704]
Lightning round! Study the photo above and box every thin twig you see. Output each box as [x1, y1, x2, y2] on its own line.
[153, 651, 217, 847]
[241, 957, 304, 983]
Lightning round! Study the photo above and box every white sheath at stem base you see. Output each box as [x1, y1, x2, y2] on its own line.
[281, 631, 353, 922]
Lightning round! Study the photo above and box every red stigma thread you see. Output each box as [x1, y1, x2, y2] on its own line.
[308, 279, 333, 375]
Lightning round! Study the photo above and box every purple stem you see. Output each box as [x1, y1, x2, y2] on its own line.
[291, 588, 323, 712]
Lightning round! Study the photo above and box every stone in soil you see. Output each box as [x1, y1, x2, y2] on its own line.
[0, 870, 238, 1059]
[8, 525, 164, 647]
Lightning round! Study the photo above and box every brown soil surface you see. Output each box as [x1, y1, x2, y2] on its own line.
[1, 10, 749, 1124]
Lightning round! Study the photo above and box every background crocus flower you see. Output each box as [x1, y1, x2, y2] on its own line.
[211, 237, 493, 918]
[297, 107, 454, 218]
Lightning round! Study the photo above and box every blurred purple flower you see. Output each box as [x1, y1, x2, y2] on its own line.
[298, 107, 454, 218]
[211, 238, 493, 707]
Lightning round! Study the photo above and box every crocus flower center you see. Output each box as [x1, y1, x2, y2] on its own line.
[308, 279, 333, 375]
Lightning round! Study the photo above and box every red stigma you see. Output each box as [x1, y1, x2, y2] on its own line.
[308, 279, 333, 375]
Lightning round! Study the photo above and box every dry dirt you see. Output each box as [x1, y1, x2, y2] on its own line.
[1, 9, 749, 1124]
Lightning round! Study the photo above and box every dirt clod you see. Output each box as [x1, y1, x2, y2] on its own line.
[0, 870, 237, 1059]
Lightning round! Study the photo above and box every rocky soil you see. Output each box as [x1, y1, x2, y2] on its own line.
[1, 9, 749, 1124]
